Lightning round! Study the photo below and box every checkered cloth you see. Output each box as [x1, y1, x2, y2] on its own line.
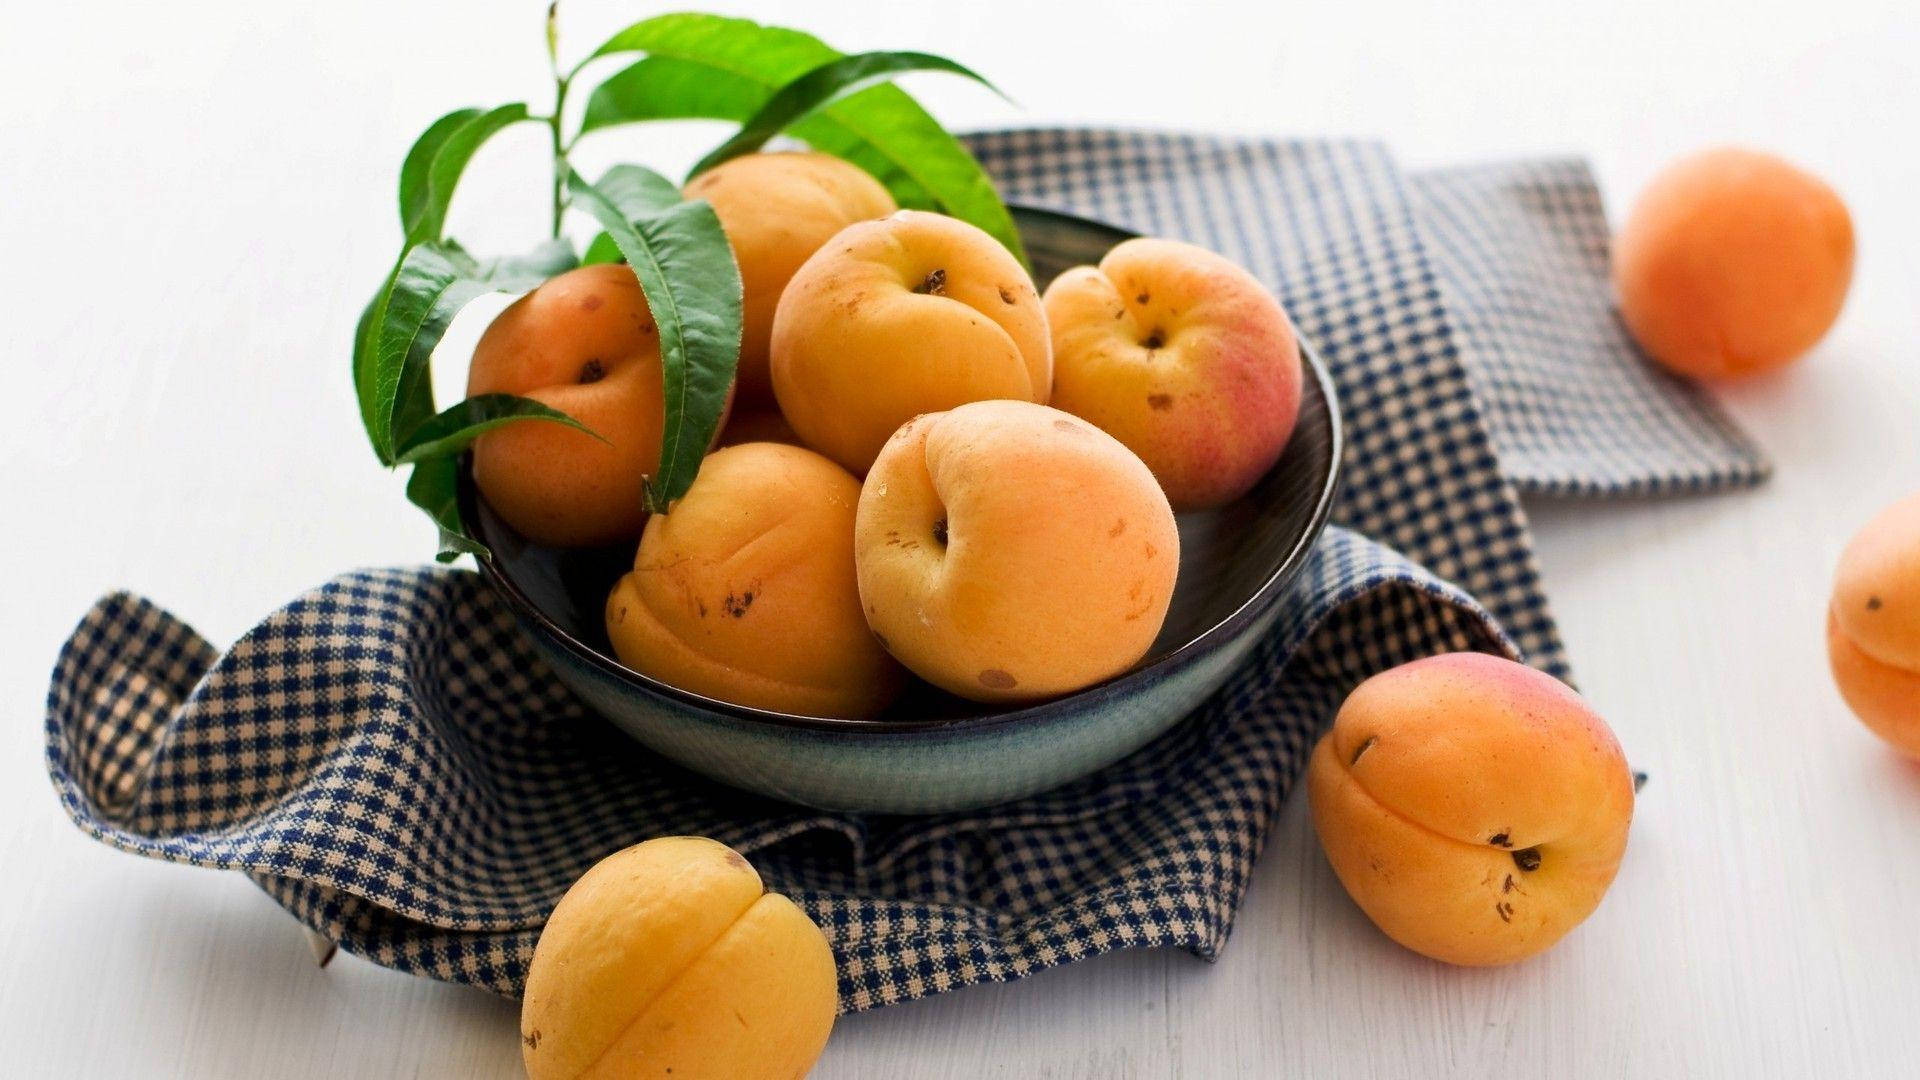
[45, 131, 1767, 1012]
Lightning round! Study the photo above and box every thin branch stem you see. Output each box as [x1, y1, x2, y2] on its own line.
[548, 79, 569, 237]
[546, 2, 569, 237]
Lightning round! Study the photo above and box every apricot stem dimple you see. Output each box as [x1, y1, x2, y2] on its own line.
[1512, 847, 1542, 872]
[1142, 330, 1165, 350]
[578, 358, 607, 384]
[931, 518, 948, 546]
[914, 268, 947, 296]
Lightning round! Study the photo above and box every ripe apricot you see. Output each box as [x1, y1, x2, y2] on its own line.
[1613, 147, 1853, 379]
[467, 264, 673, 547]
[1307, 653, 1635, 966]
[1828, 491, 1920, 755]
[686, 152, 896, 404]
[772, 210, 1050, 474]
[855, 400, 1177, 703]
[1045, 237, 1303, 510]
[605, 442, 903, 719]
[520, 836, 838, 1080]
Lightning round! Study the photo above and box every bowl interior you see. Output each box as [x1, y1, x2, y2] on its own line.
[463, 204, 1342, 728]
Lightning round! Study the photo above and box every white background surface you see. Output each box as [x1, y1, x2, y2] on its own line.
[4, 1, 1918, 1076]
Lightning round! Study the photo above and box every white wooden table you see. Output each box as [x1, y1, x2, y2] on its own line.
[5, 2, 1919, 1076]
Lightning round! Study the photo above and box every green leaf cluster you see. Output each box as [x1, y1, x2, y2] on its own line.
[355, 9, 1018, 561]
[579, 14, 1024, 262]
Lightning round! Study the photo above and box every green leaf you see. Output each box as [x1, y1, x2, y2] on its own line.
[580, 233, 624, 266]
[577, 164, 683, 265]
[597, 163, 685, 215]
[353, 257, 407, 461]
[405, 103, 532, 244]
[576, 14, 1024, 264]
[586, 11, 824, 65]
[451, 235, 580, 283]
[358, 238, 577, 464]
[361, 243, 493, 461]
[399, 108, 482, 236]
[688, 51, 1007, 179]
[579, 57, 932, 209]
[566, 168, 741, 511]
[393, 393, 602, 465]
[351, 270, 391, 415]
[406, 455, 488, 562]
[581, 56, 770, 129]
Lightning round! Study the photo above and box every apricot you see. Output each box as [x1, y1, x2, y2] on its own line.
[520, 836, 838, 1080]
[855, 400, 1177, 703]
[468, 264, 674, 547]
[686, 151, 897, 404]
[1307, 653, 1635, 966]
[605, 441, 903, 719]
[1044, 238, 1303, 510]
[1613, 147, 1853, 379]
[772, 210, 1051, 474]
[1828, 491, 1920, 756]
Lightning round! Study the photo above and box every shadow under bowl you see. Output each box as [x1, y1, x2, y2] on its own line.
[460, 204, 1343, 814]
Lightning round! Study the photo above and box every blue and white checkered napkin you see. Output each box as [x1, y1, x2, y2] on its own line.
[44, 130, 1767, 1012]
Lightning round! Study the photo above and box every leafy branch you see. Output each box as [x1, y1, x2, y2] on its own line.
[356, 7, 1018, 561]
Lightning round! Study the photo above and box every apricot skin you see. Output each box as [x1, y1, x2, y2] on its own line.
[771, 210, 1051, 475]
[605, 442, 903, 720]
[854, 401, 1178, 704]
[1044, 238, 1303, 510]
[467, 264, 671, 548]
[1307, 653, 1635, 966]
[1613, 147, 1853, 379]
[686, 152, 897, 404]
[1828, 492, 1920, 756]
[520, 836, 838, 1080]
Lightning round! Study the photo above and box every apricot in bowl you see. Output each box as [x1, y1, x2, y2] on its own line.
[467, 263, 686, 548]
[1044, 237, 1303, 510]
[461, 206, 1341, 813]
[771, 209, 1051, 475]
[686, 151, 897, 405]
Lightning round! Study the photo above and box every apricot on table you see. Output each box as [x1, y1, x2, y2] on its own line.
[1613, 147, 1853, 380]
[521, 836, 838, 1080]
[605, 441, 903, 720]
[1828, 491, 1920, 756]
[686, 151, 897, 404]
[1044, 237, 1303, 510]
[855, 400, 1178, 703]
[468, 264, 686, 548]
[1307, 653, 1635, 966]
[772, 209, 1050, 474]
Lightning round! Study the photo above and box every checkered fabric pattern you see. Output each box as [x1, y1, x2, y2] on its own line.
[45, 131, 1766, 1013]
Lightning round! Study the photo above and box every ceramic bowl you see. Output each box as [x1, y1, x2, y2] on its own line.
[459, 205, 1343, 814]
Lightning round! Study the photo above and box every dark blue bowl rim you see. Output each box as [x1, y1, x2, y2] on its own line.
[465, 203, 1345, 736]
